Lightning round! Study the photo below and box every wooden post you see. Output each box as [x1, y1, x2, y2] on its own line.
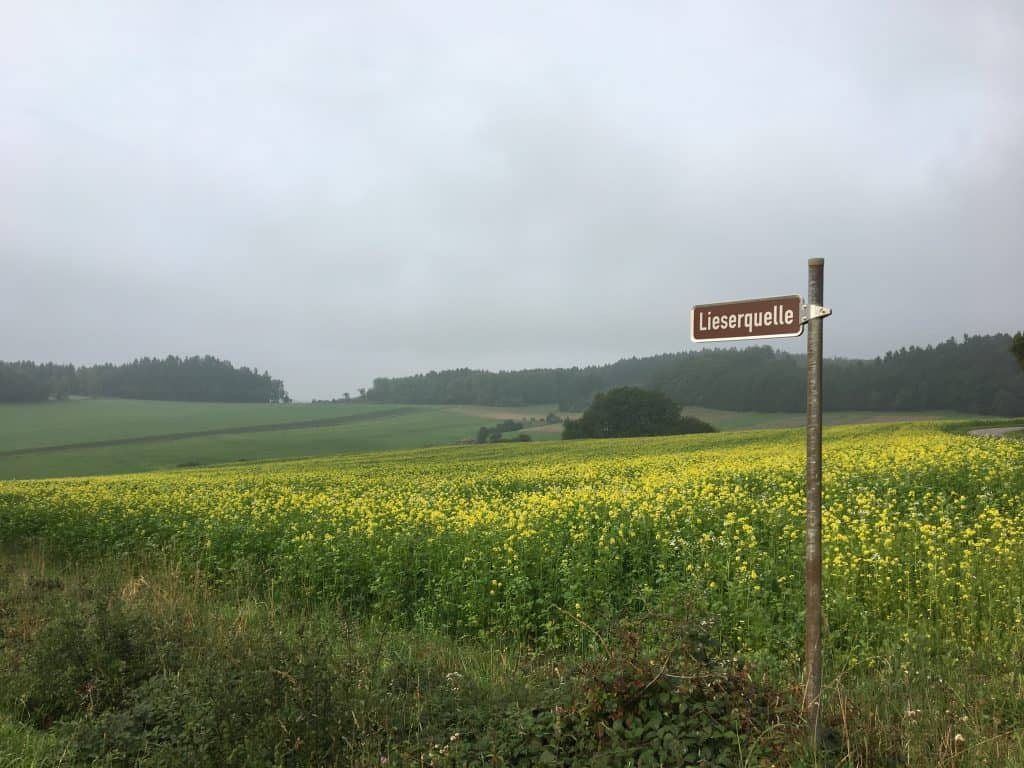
[804, 258, 824, 749]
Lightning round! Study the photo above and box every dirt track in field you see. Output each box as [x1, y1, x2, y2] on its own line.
[968, 426, 1024, 438]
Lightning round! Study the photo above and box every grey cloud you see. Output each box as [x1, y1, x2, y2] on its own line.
[2, 1, 1022, 398]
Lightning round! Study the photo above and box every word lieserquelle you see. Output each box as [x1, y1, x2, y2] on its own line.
[695, 304, 795, 334]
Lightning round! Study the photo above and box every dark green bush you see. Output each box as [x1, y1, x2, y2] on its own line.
[442, 621, 793, 767]
[0, 553, 794, 766]
[563, 387, 716, 440]
[10, 598, 165, 727]
[74, 631, 352, 766]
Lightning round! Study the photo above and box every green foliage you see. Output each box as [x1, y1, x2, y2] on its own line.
[0, 557, 455, 766]
[366, 333, 1024, 416]
[5, 594, 166, 727]
[71, 630, 351, 765]
[475, 419, 526, 443]
[563, 387, 716, 440]
[0, 356, 288, 404]
[0, 365, 54, 403]
[1013, 332, 1024, 371]
[442, 619, 793, 767]
[0, 551, 796, 767]
[0, 713, 68, 767]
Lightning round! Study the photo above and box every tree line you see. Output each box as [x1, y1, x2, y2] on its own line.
[366, 333, 1024, 417]
[0, 356, 289, 404]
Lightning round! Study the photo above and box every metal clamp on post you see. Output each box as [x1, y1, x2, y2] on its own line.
[801, 304, 833, 325]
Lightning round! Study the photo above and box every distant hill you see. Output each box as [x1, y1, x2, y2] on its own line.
[0, 355, 288, 404]
[366, 333, 1024, 417]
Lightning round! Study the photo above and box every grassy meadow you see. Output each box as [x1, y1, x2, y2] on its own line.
[2, 420, 1023, 765]
[0, 400, 569, 480]
[0, 399, 398, 452]
[680, 405, 982, 431]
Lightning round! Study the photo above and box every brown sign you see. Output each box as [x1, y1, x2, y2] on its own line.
[691, 294, 804, 342]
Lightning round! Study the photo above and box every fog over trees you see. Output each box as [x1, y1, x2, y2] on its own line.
[5, 333, 1022, 415]
[0, 356, 289, 404]
[367, 333, 1024, 417]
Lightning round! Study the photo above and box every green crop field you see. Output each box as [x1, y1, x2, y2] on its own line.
[0, 398, 424, 452]
[681, 405, 981, 431]
[0, 399, 568, 480]
[2, 421, 1023, 765]
[0, 398, 1009, 481]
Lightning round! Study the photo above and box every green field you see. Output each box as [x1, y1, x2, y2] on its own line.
[0, 400, 567, 480]
[0, 399, 422, 452]
[681, 405, 981, 431]
[0, 398, 1010, 481]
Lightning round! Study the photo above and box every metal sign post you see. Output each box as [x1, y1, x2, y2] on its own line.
[690, 259, 832, 751]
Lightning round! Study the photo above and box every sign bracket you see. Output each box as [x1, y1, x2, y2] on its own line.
[801, 304, 833, 324]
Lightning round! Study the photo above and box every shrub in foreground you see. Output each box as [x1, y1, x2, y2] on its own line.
[0, 552, 795, 767]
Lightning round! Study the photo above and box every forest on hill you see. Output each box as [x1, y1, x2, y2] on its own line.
[366, 333, 1024, 417]
[0, 356, 289, 404]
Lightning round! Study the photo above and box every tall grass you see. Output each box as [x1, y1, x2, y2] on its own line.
[0, 547, 796, 766]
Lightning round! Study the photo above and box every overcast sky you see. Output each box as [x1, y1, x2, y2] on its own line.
[2, 1, 1022, 400]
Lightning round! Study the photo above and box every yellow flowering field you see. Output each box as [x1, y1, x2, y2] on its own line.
[1, 423, 1022, 662]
